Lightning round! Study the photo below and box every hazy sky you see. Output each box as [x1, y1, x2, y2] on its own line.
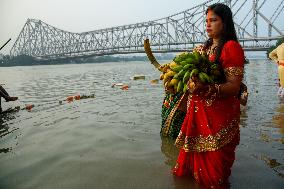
[0, 0, 283, 55]
[0, 0, 205, 54]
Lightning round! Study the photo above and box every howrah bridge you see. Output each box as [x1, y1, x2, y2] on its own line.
[10, 0, 284, 60]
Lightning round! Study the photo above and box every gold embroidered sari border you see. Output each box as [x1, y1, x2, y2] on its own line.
[161, 94, 185, 136]
[175, 119, 239, 152]
[224, 67, 244, 77]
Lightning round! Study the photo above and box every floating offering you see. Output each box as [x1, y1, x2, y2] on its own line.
[2, 93, 95, 114]
[25, 104, 34, 111]
[150, 79, 159, 84]
[120, 85, 129, 90]
[74, 95, 81, 100]
[111, 83, 124, 88]
[133, 75, 145, 80]
[66, 96, 74, 103]
[80, 94, 95, 99]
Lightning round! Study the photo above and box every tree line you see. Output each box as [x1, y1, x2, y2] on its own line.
[0, 53, 174, 67]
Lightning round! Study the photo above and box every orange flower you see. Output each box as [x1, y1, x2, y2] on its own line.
[74, 95, 81, 100]
[67, 96, 74, 103]
[121, 85, 129, 90]
[25, 104, 34, 111]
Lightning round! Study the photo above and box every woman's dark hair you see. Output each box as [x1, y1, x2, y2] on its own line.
[204, 3, 238, 63]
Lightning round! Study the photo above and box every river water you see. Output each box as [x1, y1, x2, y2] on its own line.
[0, 60, 283, 189]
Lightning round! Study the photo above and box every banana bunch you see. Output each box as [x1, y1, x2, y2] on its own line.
[159, 51, 221, 94]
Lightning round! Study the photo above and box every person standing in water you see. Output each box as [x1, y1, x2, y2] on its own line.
[269, 42, 284, 98]
[172, 3, 244, 188]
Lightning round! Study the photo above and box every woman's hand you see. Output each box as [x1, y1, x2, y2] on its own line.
[187, 77, 209, 95]
[165, 85, 175, 94]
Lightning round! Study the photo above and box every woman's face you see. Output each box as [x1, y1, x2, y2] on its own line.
[206, 10, 224, 40]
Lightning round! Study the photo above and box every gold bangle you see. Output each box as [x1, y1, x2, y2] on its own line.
[205, 85, 212, 97]
[214, 84, 220, 96]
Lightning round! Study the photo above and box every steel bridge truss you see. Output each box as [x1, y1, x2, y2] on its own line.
[10, 0, 284, 59]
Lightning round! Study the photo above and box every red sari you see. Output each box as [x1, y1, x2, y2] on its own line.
[173, 41, 244, 188]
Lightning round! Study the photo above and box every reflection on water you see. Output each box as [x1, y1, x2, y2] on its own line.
[272, 103, 284, 134]
[0, 111, 18, 154]
[0, 60, 284, 189]
[160, 135, 202, 189]
[160, 136, 179, 167]
[251, 154, 284, 179]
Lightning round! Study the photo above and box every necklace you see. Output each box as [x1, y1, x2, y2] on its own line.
[208, 44, 218, 56]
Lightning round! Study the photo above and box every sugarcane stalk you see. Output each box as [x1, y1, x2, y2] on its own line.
[144, 39, 162, 70]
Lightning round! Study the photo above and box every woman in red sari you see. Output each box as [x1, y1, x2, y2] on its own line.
[172, 3, 244, 188]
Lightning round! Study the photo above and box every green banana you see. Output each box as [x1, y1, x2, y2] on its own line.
[173, 57, 182, 64]
[171, 65, 183, 73]
[192, 51, 201, 61]
[198, 72, 207, 83]
[179, 60, 188, 66]
[173, 73, 180, 79]
[210, 64, 218, 70]
[177, 80, 184, 93]
[190, 69, 199, 78]
[183, 63, 194, 71]
[185, 57, 194, 65]
[177, 69, 187, 78]
[183, 70, 191, 83]
[183, 84, 188, 93]
[202, 72, 211, 82]
[199, 72, 212, 83]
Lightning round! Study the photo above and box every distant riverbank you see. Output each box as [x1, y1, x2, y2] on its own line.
[0, 54, 175, 67]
